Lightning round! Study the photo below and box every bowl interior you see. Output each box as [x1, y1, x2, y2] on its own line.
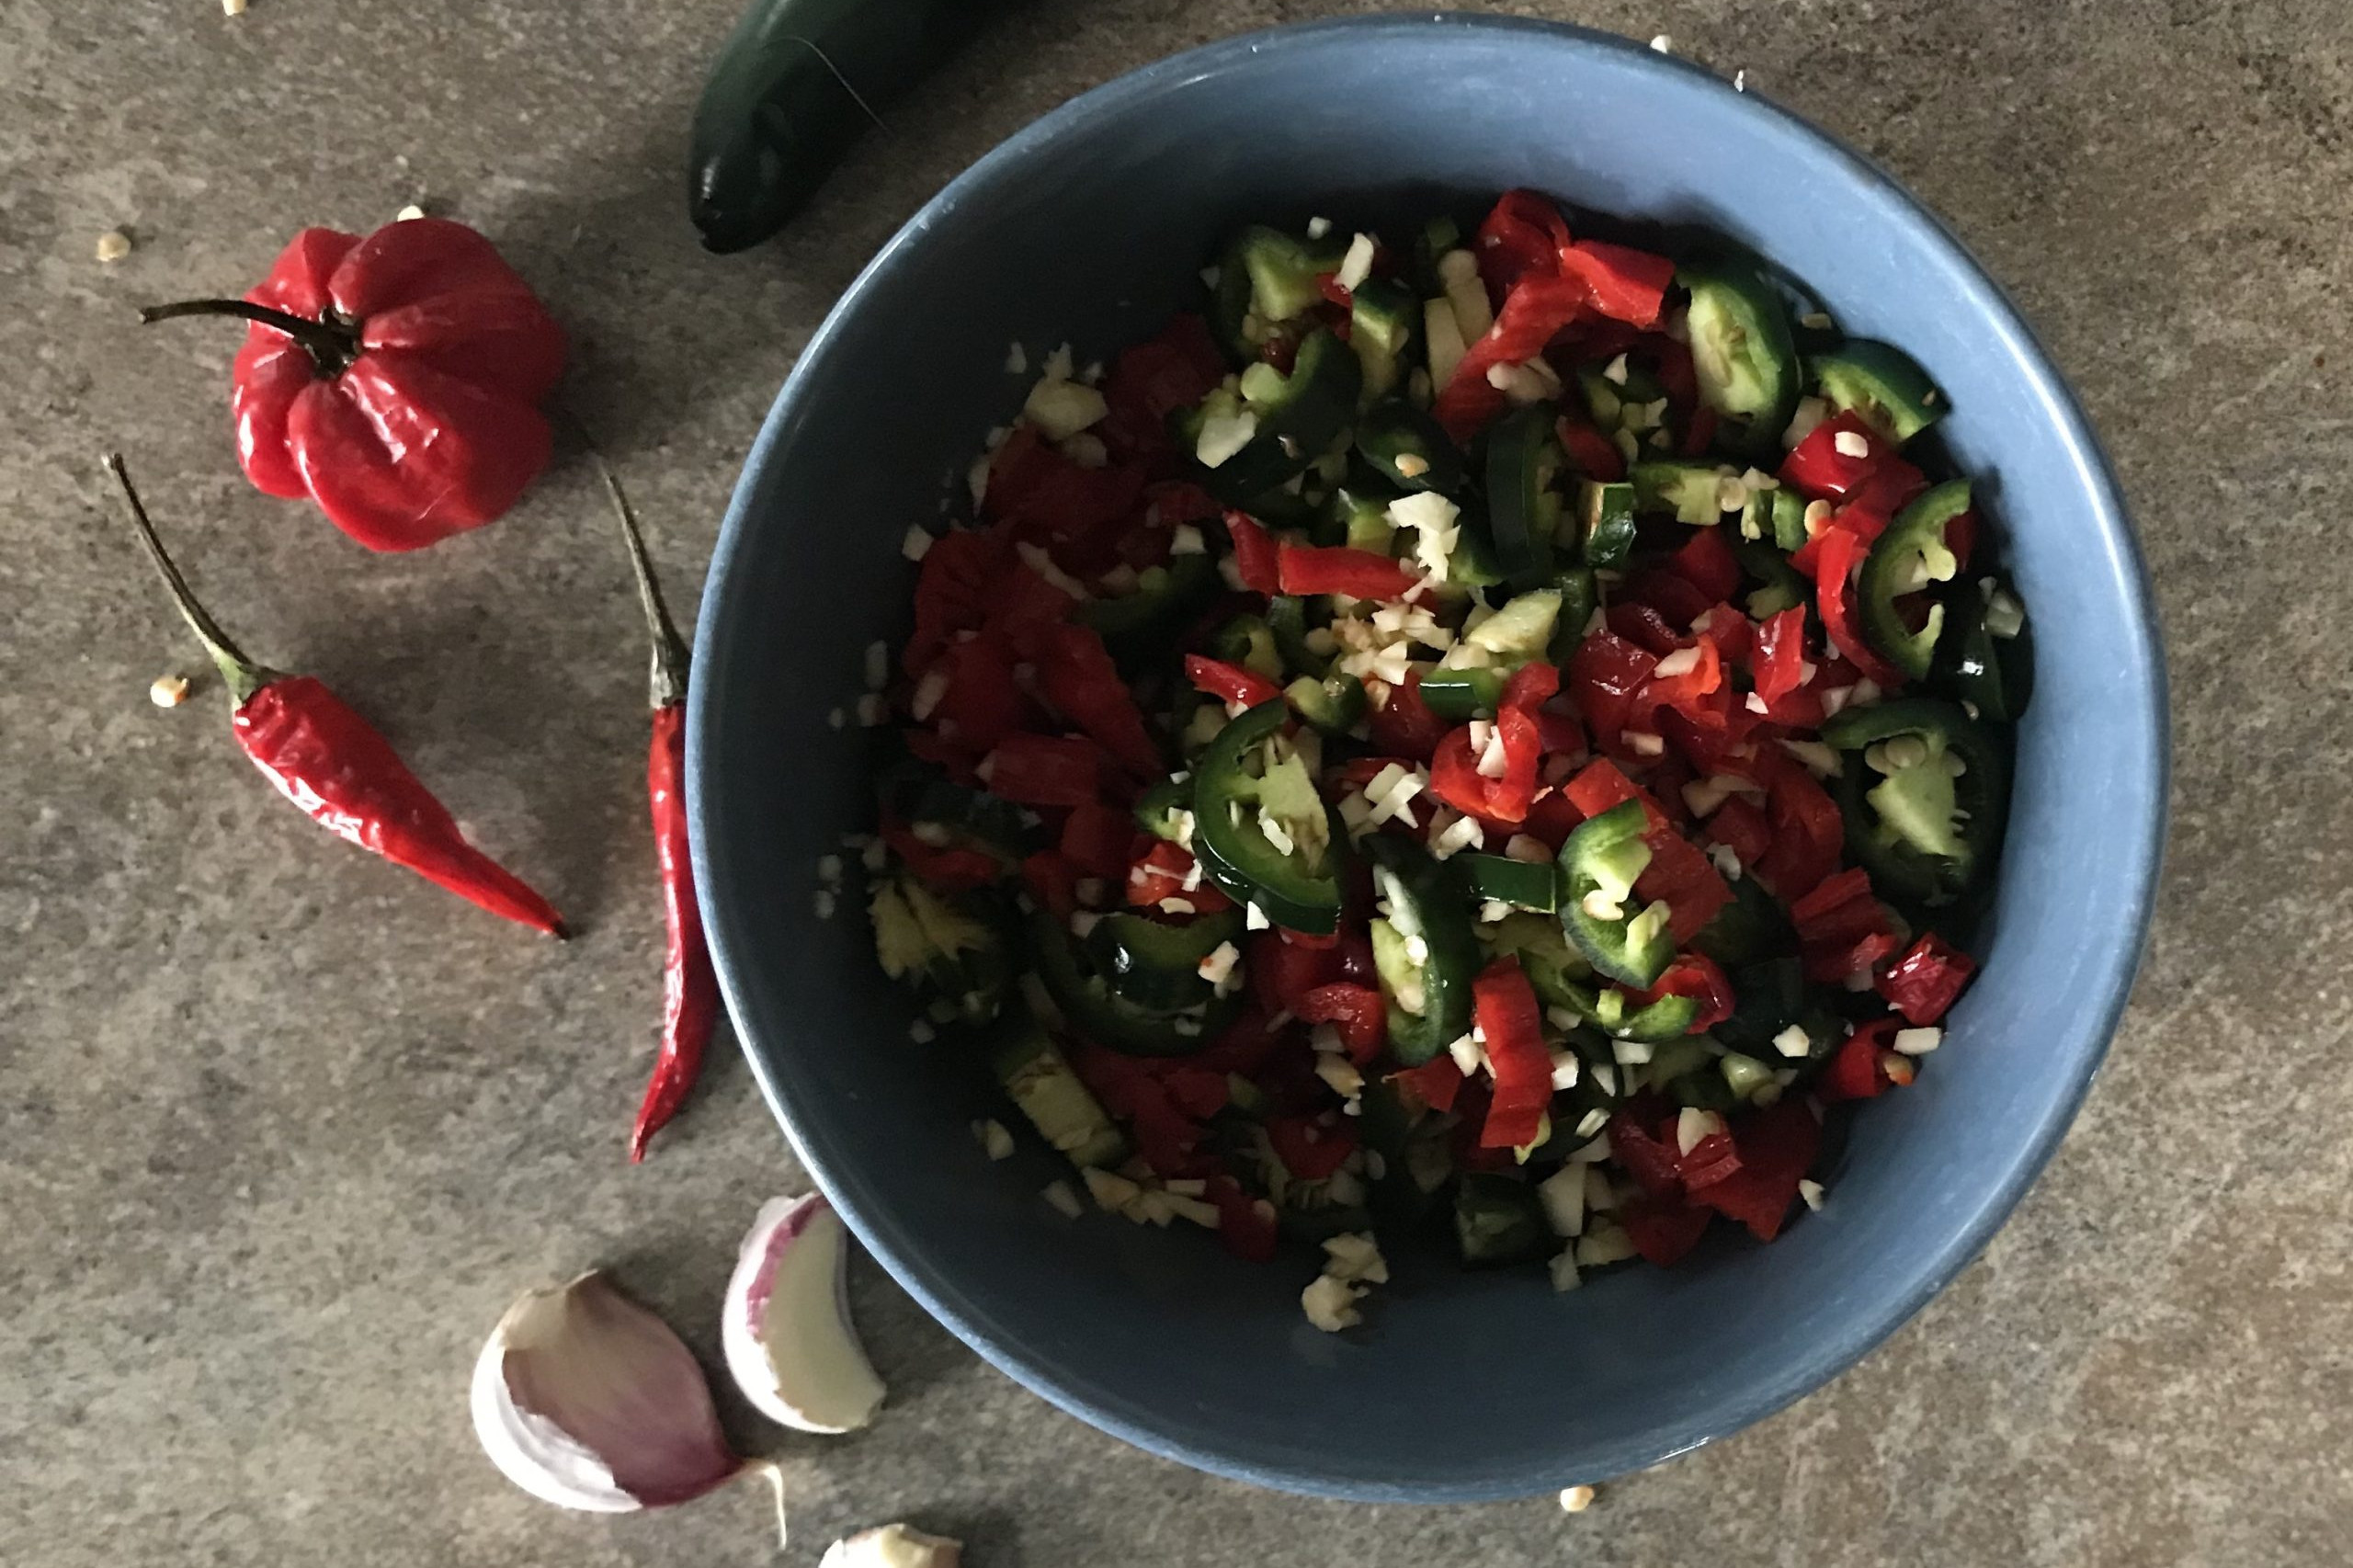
[689, 17, 2165, 1501]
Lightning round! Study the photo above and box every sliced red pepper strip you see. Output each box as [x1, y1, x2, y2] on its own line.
[1391, 1055, 1464, 1114]
[1276, 542, 1420, 600]
[1812, 524, 1908, 687]
[1817, 1017, 1905, 1102]
[1705, 792, 1773, 868]
[1427, 706, 1543, 826]
[1556, 417, 1626, 482]
[1185, 653, 1285, 710]
[1267, 1115, 1358, 1181]
[1294, 982, 1388, 1063]
[881, 824, 1004, 892]
[1632, 835, 1733, 948]
[1476, 188, 1575, 299]
[1607, 1108, 1686, 1199]
[1635, 633, 1722, 722]
[1126, 839, 1193, 907]
[1367, 666, 1449, 761]
[1878, 932, 1978, 1025]
[925, 631, 1028, 756]
[1556, 239, 1677, 329]
[1751, 606, 1811, 707]
[1207, 1174, 1279, 1262]
[1248, 926, 1336, 1011]
[1779, 410, 1891, 501]
[1021, 848, 1083, 923]
[1435, 269, 1589, 440]
[982, 733, 1103, 807]
[1029, 621, 1163, 778]
[1688, 1098, 1822, 1241]
[1223, 509, 1281, 595]
[1500, 659, 1561, 711]
[1567, 631, 1659, 744]
[1666, 526, 1742, 603]
[1059, 801, 1137, 881]
[1474, 957, 1553, 1149]
[1620, 1197, 1713, 1267]
[1626, 952, 1735, 1032]
[1561, 757, 1668, 828]
[1755, 760, 1843, 903]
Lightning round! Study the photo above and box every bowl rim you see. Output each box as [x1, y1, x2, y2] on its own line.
[688, 11, 2171, 1501]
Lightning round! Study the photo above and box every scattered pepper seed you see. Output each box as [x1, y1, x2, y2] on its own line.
[1560, 1484, 1597, 1513]
[394, 204, 426, 222]
[95, 230, 132, 264]
[222, 0, 247, 14]
[149, 673, 190, 708]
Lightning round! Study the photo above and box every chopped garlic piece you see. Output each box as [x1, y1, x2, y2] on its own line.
[1336, 232, 1377, 291]
[1772, 1024, 1813, 1059]
[1301, 1273, 1364, 1333]
[1893, 1026, 1943, 1055]
[1194, 408, 1259, 469]
[1799, 1178, 1826, 1211]
[973, 1119, 1015, 1160]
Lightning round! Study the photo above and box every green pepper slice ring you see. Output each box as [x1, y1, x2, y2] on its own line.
[1809, 338, 1944, 442]
[1075, 554, 1220, 666]
[1355, 398, 1465, 494]
[1820, 697, 2010, 904]
[1086, 909, 1245, 1012]
[1417, 666, 1507, 722]
[1576, 478, 1638, 569]
[1029, 908, 1238, 1058]
[1484, 400, 1563, 581]
[1284, 672, 1367, 735]
[1931, 576, 2035, 723]
[1557, 798, 1676, 987]
[1678, 253, 1801, 455]
[1190, 699, 1346, 934]
[1859, 479, 1972, 678]
[1192, 329, 1363, 504]
[1364, 836, 1479, 1066]
[1461, 852, 1562, 913]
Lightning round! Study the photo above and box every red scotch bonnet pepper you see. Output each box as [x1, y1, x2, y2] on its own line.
[141, 216, 565, 552]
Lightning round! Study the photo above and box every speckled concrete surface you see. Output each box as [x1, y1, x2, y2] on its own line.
[4, 1, 2348, 1563]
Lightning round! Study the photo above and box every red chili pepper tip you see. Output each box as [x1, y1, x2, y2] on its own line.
[104, 454, 569, 939]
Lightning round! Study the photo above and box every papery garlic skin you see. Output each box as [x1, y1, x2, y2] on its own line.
[722, 1195, 886, 1434]
[819, 1521, 964, 1568]
[472, 1271, 743, 1511]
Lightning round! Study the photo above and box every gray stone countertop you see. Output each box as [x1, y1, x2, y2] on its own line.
[5, 2, 2348, 1564]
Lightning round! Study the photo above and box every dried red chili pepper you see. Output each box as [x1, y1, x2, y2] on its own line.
[106, 454, 566, 937]
[139, 218, 565, 552]
[600, 465, 723, 1162]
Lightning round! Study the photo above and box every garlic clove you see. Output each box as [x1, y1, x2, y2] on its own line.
[722, 1194, 886, 1434]
[820, 1522, 964, 1568]
[472, 1271, 745, 1512]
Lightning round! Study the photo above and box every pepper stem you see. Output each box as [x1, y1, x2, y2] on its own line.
[593, 456, 692, 710]
[138, 298, 359, 376]
[102, 454, 271, 705]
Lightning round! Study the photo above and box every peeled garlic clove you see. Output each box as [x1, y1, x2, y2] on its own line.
[472, 1270, 745, 1512]
[820, 1522, 963, 1568]
[722, 1194, 886, 1433]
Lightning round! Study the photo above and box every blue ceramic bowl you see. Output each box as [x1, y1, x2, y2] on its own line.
[689, 16, 2166, 1501]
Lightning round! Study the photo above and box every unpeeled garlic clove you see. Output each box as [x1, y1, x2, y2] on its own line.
[722, 1194, 887, 1434]
[820, 1521, 964, 1568]
[471, 1270, 747, 1513]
